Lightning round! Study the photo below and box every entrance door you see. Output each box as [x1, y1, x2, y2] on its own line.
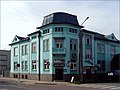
[55, 68, 63, 80]
[86, 68, 92, 79]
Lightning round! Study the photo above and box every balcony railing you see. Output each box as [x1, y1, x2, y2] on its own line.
[52, 48, 66, 54]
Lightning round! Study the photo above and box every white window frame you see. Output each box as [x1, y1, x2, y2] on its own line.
[70, 62, 77, 70]
[14, 62, 18, 70]
[44, 60, 50, 70]
[32, 60, 37, 70]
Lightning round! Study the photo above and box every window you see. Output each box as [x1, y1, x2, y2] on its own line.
[70, 40, 73, 50]
[97, 43, 105, 54]
[54, 27, 63, 32]
[22, 61, 24, 70]
[44, 60, 50, 70]
[14, 47, 18, 56]
[32, 42, 36, 53]
[110, 45, 115, 55]
[32, 60, 37, 70]
[74, 43, 77, 50]
[43, 29, 50, 34]
[25, 61, 28, 70]
[22, 46, 24, 55]
[69, 28, 77, 33]
[56, 42, 63, 48]
[43, 39, 49, 51]
[85, 48, 92, 59]
[70, 39, 77, 50]
[70, 62, 76, 70]
[14, 62, 18, 70]
[97, 43, 101, 53]
[25, 45, 28, 54]
[22, 44, 28, 55]
[85, 35, 91, 45]
[97, 60, 105, 71]
[31, 35, 36, 39]
[101, 44, 105, 53]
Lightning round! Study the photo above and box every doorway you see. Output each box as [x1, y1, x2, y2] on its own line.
[55, 68, 63, 80]
[86, 68, 92, 79]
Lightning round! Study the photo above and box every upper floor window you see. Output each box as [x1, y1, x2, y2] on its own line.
[43, 39, 49, 51]
[25, 44, 28, 54]
[85, 48, 92, 59]
[97, 43, 105, 54]
[110, 45, 115, 55]
[32, 42, 36, 53]
[85, 35, 91, 45]
[14, 47, 18, 56]
[55, 27, 63, 32]
[55, 39, 63, 48]
[22, 44, 28, 55]
[43, 29, 50, 34]
[70, 39, 77, 50]
[69, 28, 77, 33]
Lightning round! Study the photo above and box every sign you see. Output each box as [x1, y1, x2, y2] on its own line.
[53, 59, 65, 67]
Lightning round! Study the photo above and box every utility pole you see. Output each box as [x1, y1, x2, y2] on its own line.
[79, 17, 89, 82]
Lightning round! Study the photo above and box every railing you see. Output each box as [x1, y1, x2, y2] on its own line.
[52, 48, 66, 54]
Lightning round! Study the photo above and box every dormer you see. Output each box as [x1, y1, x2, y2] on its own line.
[12, 35, 25, 43]
[105, 33, 118, 41]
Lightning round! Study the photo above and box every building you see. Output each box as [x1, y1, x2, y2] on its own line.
[0, 50, 10, 77]
[9, 12, 120, 82]
[79, 29, 120, 82]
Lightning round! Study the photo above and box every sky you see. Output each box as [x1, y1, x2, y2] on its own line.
[0, 0, 120, 50]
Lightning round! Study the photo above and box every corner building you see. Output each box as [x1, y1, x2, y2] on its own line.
[10, 12, 120, 82]
[10, 12, 83, 81]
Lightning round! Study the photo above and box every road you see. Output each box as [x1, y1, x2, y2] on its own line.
[0, 80, 120, 90]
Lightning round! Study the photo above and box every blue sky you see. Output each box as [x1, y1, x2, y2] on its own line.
[1, 0, 120, 50]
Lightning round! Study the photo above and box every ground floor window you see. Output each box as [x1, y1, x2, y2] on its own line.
[97, 60, 105, 71]
[44, 60, 50, 70]
[70, 62, 77, 70]
[32, 60, 37, 70]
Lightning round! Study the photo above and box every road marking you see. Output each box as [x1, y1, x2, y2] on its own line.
[110, 87, 120, 90]
[101, 86, 116, 89]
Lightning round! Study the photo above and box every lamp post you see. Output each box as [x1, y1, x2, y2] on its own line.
[79, 17, 89, 82]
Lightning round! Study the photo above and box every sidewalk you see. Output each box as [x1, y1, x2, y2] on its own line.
[0, 77, 71, 85]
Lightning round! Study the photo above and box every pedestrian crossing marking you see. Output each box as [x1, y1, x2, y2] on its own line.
[78, 83, 120, 90]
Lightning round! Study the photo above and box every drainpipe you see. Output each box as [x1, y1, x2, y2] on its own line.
[38, 32, 41, 81]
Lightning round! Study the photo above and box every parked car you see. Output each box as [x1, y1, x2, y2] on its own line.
[107, 70, 120, 82]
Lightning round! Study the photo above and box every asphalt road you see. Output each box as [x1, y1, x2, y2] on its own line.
[0, 80, 120, 90]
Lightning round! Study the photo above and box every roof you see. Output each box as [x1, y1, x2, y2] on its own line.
[9, 36, 30, 46]
[37, 12, 84, 29]
[16, 35, 25, 40]
[28, 30, 40, 36]
[81, 29, 120, 43]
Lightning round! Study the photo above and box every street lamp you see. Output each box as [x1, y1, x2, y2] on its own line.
[79, 17, 89, 82]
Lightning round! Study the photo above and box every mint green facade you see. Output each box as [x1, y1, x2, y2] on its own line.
[10, 12, 120, 82]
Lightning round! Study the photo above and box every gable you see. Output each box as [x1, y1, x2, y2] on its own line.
[12, 35, 25, 43]
[105, 33, 118, 41]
